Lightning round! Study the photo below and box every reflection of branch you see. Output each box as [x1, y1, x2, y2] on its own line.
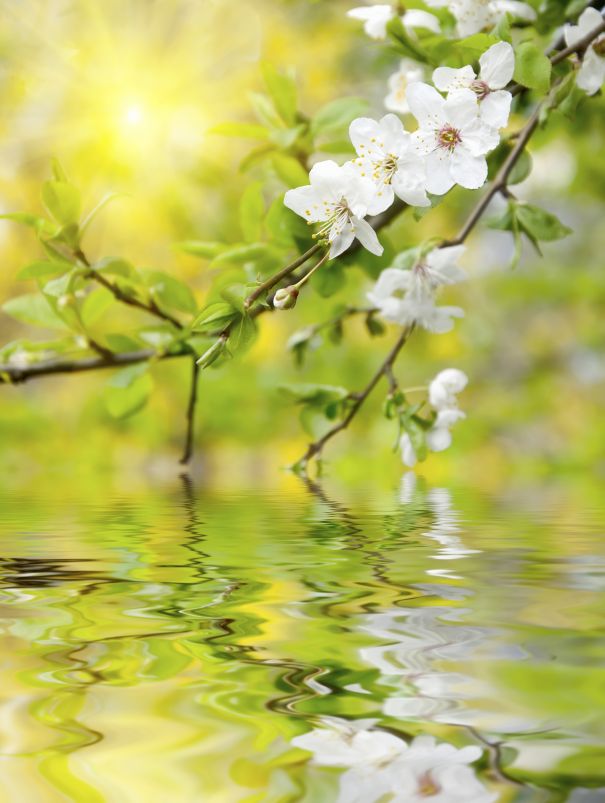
[466, 727, 525, 789]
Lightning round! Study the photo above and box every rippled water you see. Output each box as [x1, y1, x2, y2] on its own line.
[1, 475, 604, 802]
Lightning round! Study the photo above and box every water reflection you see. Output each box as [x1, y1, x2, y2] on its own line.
[0, 476, 603, 801]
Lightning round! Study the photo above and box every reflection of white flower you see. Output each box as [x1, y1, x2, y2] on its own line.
[409, 84, 500, 194]
[385, 60, 425, 114]
[433, 42, 515, 129]
[347, 4, 440, 40]
[564, 7, 605, 96]
[368, 245, 466, 333]
[349, 113, 430, 210]
[284, 160, 384, 258]
[293, 721, 495, 803]
[425, 0, 536, 37]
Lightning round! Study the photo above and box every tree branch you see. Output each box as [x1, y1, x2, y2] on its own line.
[179, 357, 201, 465]
[293, 324, 415, 472]
[0, 347, 188, 385]
[75, 248, 184, 330]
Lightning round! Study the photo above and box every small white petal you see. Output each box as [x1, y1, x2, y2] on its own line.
[406, 82, 446, 128]
[577, 47, 605, 96]
[450, 147, 488, 190]
[402, 8, 441, 33]
[284, 185, 326, 222]
[480, 90, 512, 129]
[433, 65, 475, 93]
[479, 41, 515, 89]
[353, 217, 384, 255]
[424, 149, 455, 195]
[444, 89, 480, 130]
[427, 426, 452, 452]
[400, 434, 418, 467]
[329, 225, 356, 258]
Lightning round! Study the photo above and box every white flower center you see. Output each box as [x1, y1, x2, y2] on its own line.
[316, 198, 352, 239]
[437, 125, 462, 152]
[471, 79, 490, 99]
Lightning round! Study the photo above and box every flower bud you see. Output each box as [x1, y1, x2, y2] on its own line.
[58, 294, 74, 309]
[196, 335, 228, 368]
[273, 286, 299, 310]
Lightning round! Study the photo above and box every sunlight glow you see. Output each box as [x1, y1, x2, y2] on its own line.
[124, 104, 144, 126]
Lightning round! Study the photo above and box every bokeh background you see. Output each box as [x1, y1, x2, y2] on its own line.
[1, 0, 604, 489]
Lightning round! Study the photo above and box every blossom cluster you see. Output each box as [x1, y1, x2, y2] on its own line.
[292, 717, 496, 803]
[284, 40, 514, 259]
[400, 368, 468, 467]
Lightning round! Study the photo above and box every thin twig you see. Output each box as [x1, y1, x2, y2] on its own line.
[179, 357, 201, 465]
[243, 243, 321, 309]
[0, 347, 187, 385]
[75, 248, 184, 330]
[293, 324, 415, 471]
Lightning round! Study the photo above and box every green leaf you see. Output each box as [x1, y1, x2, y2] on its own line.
[41, 180, 81, 226]
[0, 213, 57, 237]
[365, 312, 386, 337]
[403, 416, 428, 462]
[261, 62, 298, 126]
[454, 33, 499, 62]
[386, 17, 428, 62]
[80, 193, 123, 237]
[229, 312, 257, 352]
[515, 203, 572, 242]
[191, 302, 239, 331]
[2, 293, 67, 329]
[211, 242, 275, 266]
[174, 240, 226, 259]
[249, 92, 283, 129]
[271, 153, 309, 188]
[143, 271, 197, 314]
[239, 182, 265, 243]
[279, 383, 349, 405]
[299, 404, 335, 438]
[105, 333, 142, 352]
[17, 260, 69, 281]
[104, 364, 153, 419]
[513, 42, 552, 94]
[93, 257, 137, 279]
[311, 261, 345, 298]
[311, 97, 369, 138]
[81, 287, 114, 326]
[209, 121, 270, 139]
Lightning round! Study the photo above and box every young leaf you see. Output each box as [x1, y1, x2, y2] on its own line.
[104, 364, 153, 419]
[515, 203, 572, 242]
[513, 42, 552, 94]
[239, 182, 265, 243]
[271, 153, 309, 188]
[81, 287, 114, 326]
[310, 261, 345, 298]
[143, 271, 197, 314]
[174, 241, 226, 259]
[17, 260, 69, 281]
[2, 294, 67, 329]
[191, 301, 239, 331]
[261, 63, 298, 126]
[311, 97, 369, 138]
[41, 180, 81, 226]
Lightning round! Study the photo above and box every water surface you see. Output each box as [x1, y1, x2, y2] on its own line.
[0, 475, 604, 802]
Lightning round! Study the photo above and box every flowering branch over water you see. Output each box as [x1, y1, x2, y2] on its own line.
[1, 6, 604, 469]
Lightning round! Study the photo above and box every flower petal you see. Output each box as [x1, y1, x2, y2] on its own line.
[479, 41, 515, 89]
[352, 217, 384, 255]
[427, 426, 452, 452]
[424, 149, 455, 195]
[480, 90, 512, 129]
[284, 185, 326, 222]
[450, 147, 487, 189]
[402, 9, 441, 33]
[329, 224, 355, 258]
[400, 434, 418, 467]
[433, 65, 475, 93]
[406, 82, 446, 128]
[444, 88, 480, 130]
[577, 48, 605, 96]
[349, 117, 385, 158]
[461, 119, 500, 156]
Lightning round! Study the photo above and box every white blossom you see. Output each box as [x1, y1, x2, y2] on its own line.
[408, 84, 500, 194]
[367, 245, 466, 332]
[400, 366, 468, 466]
[564, 7, 605, 96]
[429, 367, 468, 409]
[425, 0, 536, 37]
[347, 4, 440, 40]
[385, 59, 425, 114]
[284, 160, 383, 258]
[433, 41, 515, 129]
[349, 113, 430, 210]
